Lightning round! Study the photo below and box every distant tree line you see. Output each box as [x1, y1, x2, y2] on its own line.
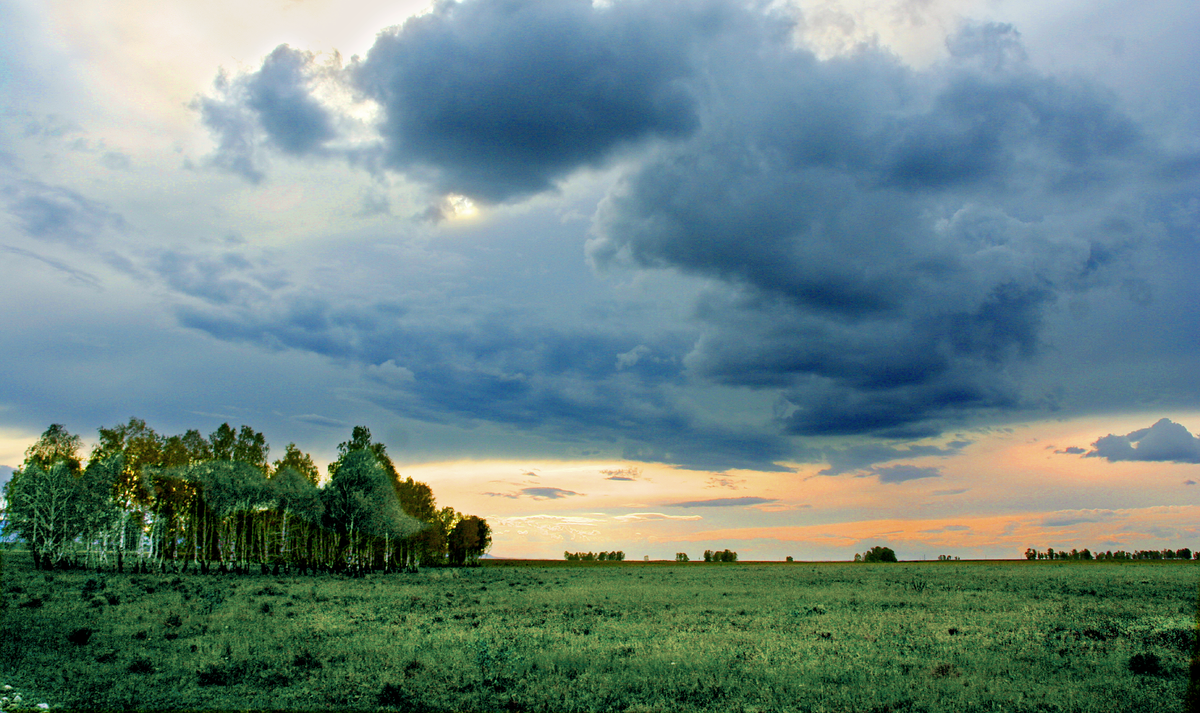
[703, 549, 737, 562]
[1024, 547, 1196, 561]
[563, 551, 625, 561]
[1, 421, 491, 573]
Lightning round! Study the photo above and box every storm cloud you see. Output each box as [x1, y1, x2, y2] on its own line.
[352, 0, 700, 202]
[174, 0, 1200, 466]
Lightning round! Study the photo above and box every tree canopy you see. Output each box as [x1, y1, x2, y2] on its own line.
[1, 421, 490, 572]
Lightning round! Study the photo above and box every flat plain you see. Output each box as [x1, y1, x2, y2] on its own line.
[1, 555, 1196, 712]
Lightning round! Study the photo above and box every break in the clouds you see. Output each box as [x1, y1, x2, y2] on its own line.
[1084, 418, 1200, 464]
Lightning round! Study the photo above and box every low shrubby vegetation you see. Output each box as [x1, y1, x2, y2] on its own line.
[3, 554, 1194, 712]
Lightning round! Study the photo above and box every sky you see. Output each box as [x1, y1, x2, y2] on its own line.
[1, 0, 1197, 561]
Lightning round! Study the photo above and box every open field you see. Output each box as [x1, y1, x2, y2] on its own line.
[1, 552, 1197, 712]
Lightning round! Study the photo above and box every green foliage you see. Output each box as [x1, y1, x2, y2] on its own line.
[448, 515, 491, 565]
[676, 552, 690, 562]
[5, 421, 491, 573]
[3, 462, 88, 568]
[23, 424, 83, 474]
[272, 443, 319, 485]
[703, 549, 737, 562]
[564, 550, 625, 561]
[860, 546, 898, 563]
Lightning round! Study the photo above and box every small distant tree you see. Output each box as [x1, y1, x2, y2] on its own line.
[675, 552, 689, 562]
[860, 546, 897, 563]
[786, 556, 793, 562]
[1024, 548, 1037, 560]
[703, 549, 713, 562]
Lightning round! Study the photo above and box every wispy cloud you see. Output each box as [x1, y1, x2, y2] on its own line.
[485, 487, 584, 500]
[667, 497, 777, 508]
[859, 464, 942, 483]
[613, 512, 702, 522]
[601, 466, 642, 481]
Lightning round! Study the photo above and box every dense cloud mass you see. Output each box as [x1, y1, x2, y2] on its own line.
[588, 18, 1166, 439]
[136, 0, 1200, 468]
[353, 0, 702, 201]
[1086, 419, 1200, 464]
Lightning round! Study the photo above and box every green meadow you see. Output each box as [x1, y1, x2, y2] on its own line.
[2, 554, 1196, 712]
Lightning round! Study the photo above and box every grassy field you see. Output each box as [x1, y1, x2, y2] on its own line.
[1, 552, 1197, 712]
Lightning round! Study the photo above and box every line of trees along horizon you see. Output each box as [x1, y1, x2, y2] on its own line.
[1, 421, 491, 573]
[1024, 547, 1197, 561]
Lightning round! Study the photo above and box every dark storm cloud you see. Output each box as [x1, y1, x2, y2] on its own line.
[1085, 418, 1200, 464]
[588, 19, 1182, 438]
[667, 496, 776, 507]
[351, 0, 700, 202]
[179, 1, 1200, 463]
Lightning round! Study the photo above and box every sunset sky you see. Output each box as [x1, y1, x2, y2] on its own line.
[1, 0, 1197, 560]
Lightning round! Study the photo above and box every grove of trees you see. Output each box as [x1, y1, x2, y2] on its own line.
[703, 549, 737, 562]
[854, 546, 897, 563]
[1, 421, 491, 573]
[563, 550, 625, 561]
